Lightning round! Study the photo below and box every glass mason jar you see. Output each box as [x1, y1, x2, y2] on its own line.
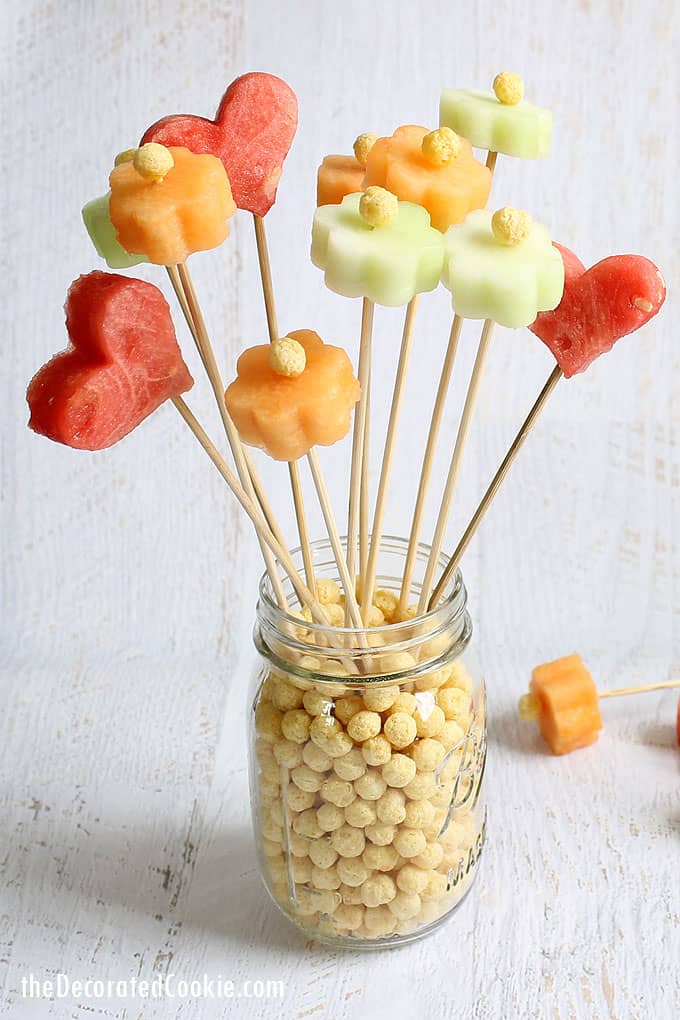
[248, 536, 486, 948]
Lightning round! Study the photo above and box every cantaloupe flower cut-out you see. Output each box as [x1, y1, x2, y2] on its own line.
[225, 329, 360, 462]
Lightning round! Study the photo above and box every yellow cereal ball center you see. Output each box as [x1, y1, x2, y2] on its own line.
[359, 186, 399, 228]
[421, 127, 462, 166]
[353, 132, 379, 167]
[133, 142, 175, 182]
[269, 336, 307, 377]
[493, 71, 525, 105]
[491, 206, 533, 246]
[518, 692, 541, 720]
[114, 147, 137, 167]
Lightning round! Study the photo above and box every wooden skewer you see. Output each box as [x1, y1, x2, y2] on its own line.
[362, 297, 419, 617]
[399, 314, 463, 611]
[428, 364, 564, 609]
[347, 298, 374, 621]
[418, 318, 496, 612]
[599, 680, 680, 700]
[485, 151, 498, 174]
[252, 214, 318, 596]
[359, 374, 371, 599]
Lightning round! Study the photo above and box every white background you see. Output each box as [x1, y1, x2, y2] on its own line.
[1, 0, 679, 1017]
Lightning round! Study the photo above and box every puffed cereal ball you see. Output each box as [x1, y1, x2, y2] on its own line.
[382, 651, 416, 675]
[269, 801, 284, 827]
[325, 731, 354, 759]
[347, 710, 382, 743]
[314, 577, 341, 605]
[404, 771, 437, 801]
[373, 590, 400, 622]
[403, 799, 436, 830]
[255, 738, 276, 768]
[261, 816, 282, 842]
[281, 709, 312, 744]
[387, 692, 417, 716]
[271, 680, 305, 712]
[293, 808, 324, 839]
[337, 856, 370, 887]
[312, 864, 341, 890]
[317, 802, 345, 832]
[414, 702, 446, 738]
[302, 741, 332, 773]
[445, 661, 473, 693]
[437, 687, 471, 723]
[363, 843, 400, 872]
[376, 788, 407, 825]
[311, 889, 342, 915]
[364, 605, 385, 627]
[365, 822, 396, 846]
[334, 903, 364, 931]
[334, 695, 363, 726]
[420, 870, 449, 902]
[393, 828, 427, 859]
[382, 754, 417, 789]
[331, 824, 366, 858]
[413, 841, 445, 870]
[288, 832, 312, 858]
[354, 770, 387, 801]
[383, 712, 417, 749]
[361, 734, 393, 766]
[396, 864, 429, 895]
[308, 837, 339, 869]
[285, 783, 316, 813]
[293, 887, 318, 916]
[439, 719, 466, 751]
[333, 748, 367, 781]
[388, 891, 422, 921]
[362, 685, 399, 712]
[273, 739, 303, 769]
[309, 714, 342, 747]
[363, 905, 396, 936]
[255, 702, 283, 742]
[303, 690, 335, 717]
[293, 857, 313, 883]
[410, 737, 446, 772]
[414, 668, 449, 692]
[344, 798, 377, 829]
[261, 838, 281, 859]
[291, 764, 323, 793]
[360, 874, 397, 908]
[321, 777, 356, 808]
[339, 882, 365, 905]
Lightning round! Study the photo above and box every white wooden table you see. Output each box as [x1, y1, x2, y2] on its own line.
[2, 1, 679, 1017]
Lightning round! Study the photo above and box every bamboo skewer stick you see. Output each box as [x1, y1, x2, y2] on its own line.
[398, 314, 463, 611]
[428, 364, 564, 609]
[347, 298, 374, 621]
[252, 214, 317, 595]
[485, 151, 498, 174]
[418, 319, 496, 612]
[599, 680, 680, 700]
[362, 297, 419, 618]
[359, 375, 371, 597]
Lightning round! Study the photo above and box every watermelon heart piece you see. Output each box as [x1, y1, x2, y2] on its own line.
[530, 245, 666, 377]
[27, 271, 193, 451]
[141, 72, 298, 217]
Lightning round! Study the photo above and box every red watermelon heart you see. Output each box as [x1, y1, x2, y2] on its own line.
[27, 271, 193, 451]
[141, 72, 298, 218]
[531, 244, 666, 377]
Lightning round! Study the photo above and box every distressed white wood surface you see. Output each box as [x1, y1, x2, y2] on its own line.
[2, 0, 679, 1017]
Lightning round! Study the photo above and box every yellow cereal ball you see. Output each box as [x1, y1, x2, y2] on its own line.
[339, 881, 365, 905]
[363, 843, 400, 872]
[376, 788, 407, 825]
[281, 709, 312, 744]
[396, 864, 429, 896]
[354, 769, 387, 801]
[271, 680, 305, 712]
[362, 686, 399, 713]
[437, 687, 471, 720]
[314, 577, 341, 605]
[361, 874, 397, 908]
[393, 828, 427, 859]
[420, 870, 449, 902]
[290, 764, 323, 793]
[325, 731, 355, 759]
[372, 589, 400, 622]
[313, 889, 342, 915]
[331, 824, 366, 859]
[293, 807, 324, 839]
[333, 747, 367, 781]
[133, 142, 174, 182]
[396, 603, 419, 622]
[414, 668, 450, 692]
[404, 771, 437, 802]
[361, 734, 393, 767]
[293, 887, 318, 916]
[317, 802, 345, 832]
[259, 776, 280, 805]
[430, 784, 454, 810]
[413, 841, 445, 871]
[403, 799, 436, 830]
[382, 651, 417, 676]
[359, 186, 399, 228]
[384, 712, 417, 750]
[491, 206, 533, 246]
[410, 737, 446, 772]
[255, 702, 283, 743]
[308, 837, 339, 869]
[365, 822, 396, 847]
[323, 603, 346, 628]
[334, 695, 363, 726]
[387, 692, 417, 716]
[288, 831, 312, 857]
[382, 753, 417, 789]
[439, 719, 466, 750]
[388, 891, 422, 921]
[353, 132, 379, 167]
[334, 903, 364, 931]
[364, 605, 385, 627]
[269, 336, 307, 378]
[414, 701, 446, 738]
[311, 864, 342, 891]
[273, 739, 303, 769]
[293, 856, 313, 883]
[255, 739, 276, 769]
[269, 800, 284, 827]
[303, 689, 335, 717]
[286, 783, 316, 813]
[347, 710, 382, 743]
[321, 776, 356, 808]
[421, 126, 463, 166]
[302, 741, 332, 773]
[114, 147, 137, 167]
[344, 798, 377, 829]
[310, 714, 342, 747]
[337, 856, 370, 888]
[261, 837, 281, 859]
[445, 660, 474, 693]
[419, 633, 451, 661]
[363, 905, 396, 935]
[493, 71, 524, 106]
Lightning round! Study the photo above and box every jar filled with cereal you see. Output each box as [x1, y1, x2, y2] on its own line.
[249, 536, 486, 948]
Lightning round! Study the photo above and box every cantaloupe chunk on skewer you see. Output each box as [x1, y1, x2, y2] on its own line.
[520, 654, 602, 756]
